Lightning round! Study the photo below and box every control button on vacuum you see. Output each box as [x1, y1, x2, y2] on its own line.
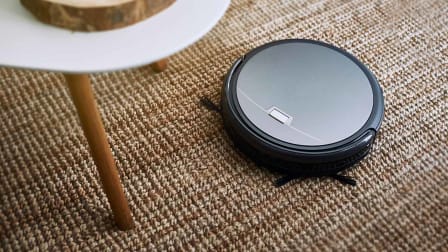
[269, 108, 290, 124]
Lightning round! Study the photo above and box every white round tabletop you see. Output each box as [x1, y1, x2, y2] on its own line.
[0, 0, 230, 73]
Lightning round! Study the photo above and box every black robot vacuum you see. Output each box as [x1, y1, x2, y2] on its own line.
[203, 39, 384, 186]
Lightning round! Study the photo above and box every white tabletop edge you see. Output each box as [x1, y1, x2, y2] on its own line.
[0, 0, 230, 74]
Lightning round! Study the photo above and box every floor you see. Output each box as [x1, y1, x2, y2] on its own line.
[0, 0, 447, 250]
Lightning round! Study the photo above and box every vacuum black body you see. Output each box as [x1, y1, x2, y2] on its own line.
[220, 39, 384, 178]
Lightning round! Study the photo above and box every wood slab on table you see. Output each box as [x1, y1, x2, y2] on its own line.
[20, 0, 175, 31]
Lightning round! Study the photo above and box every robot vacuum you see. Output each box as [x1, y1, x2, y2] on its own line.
[210, 39, 384, 186]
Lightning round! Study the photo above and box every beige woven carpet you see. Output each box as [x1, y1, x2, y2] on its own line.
[1, 0, 447, 250]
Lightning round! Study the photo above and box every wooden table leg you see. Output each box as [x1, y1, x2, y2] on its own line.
[64, 73, 134, 230]
[149, 58, 168, 73]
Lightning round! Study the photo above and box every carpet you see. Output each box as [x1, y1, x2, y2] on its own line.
[1, 0, 447, 250]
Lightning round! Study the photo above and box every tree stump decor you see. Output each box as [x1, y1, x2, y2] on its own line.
[21, 0, 175, 31]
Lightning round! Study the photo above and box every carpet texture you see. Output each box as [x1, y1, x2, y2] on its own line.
[1, 0, 447, 250]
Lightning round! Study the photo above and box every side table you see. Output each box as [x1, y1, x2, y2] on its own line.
[0, 0, 230, 230]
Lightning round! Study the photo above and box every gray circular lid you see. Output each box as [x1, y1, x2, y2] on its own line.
[236, 41, 374, 146]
